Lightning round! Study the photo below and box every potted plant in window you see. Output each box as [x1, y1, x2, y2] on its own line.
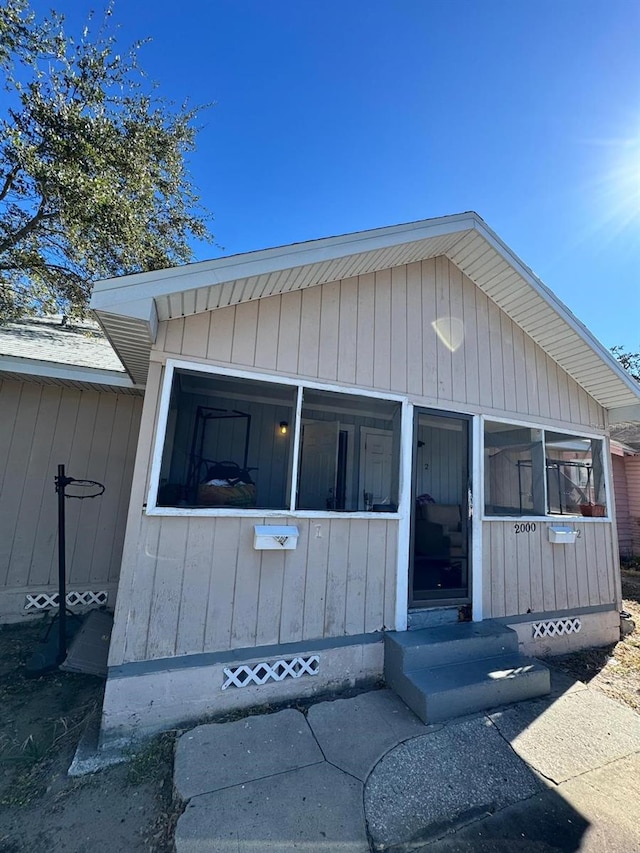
[579, 503, 606, 517]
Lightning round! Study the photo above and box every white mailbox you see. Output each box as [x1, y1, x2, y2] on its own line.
[253, 525, 299, 550]
[548, 526, 578, 545]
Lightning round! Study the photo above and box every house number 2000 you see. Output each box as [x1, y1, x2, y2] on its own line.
[514, 522, 536, 534]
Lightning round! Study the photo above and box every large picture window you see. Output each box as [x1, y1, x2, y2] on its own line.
[484, 420, 607, 518]
[157, 370, 296, 510]
[154, 367, 401, 513]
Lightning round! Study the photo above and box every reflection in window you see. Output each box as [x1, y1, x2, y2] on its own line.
[545, 432, 606, 516]
[155, 369, 404, 513]
[484, 422, 545, 516]
[484, 420, 607, 517]
[297, 389, 401, 512]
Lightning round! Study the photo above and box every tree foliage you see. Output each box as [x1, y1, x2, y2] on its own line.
[0, 1, 211, 321]
[611, 346, 640, 382]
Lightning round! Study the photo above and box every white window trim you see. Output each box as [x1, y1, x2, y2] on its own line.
[146, 359, 406, 518]
[480, 414, 611, 522]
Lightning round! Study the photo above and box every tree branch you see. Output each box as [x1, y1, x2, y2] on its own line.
[0, 165, 19, 203]
[0, 203, 57, 254]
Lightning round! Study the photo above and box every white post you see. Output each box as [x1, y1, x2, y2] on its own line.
[394, 399, 413, 631]
[471, 414, 484, 622]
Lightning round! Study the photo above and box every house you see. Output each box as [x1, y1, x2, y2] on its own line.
[84, 211, 640, 740]
[610, 427, 640, 558]
[3, 213, 638, 736]
[0, 317, 143, 621]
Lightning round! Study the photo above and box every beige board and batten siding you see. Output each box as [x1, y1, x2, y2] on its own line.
[153, 256, 604, 430]
[115, 515, 396, 664]
[482, 520, 617, 619]
[110, 256, 613, 665]
[0, 379, 142, 620]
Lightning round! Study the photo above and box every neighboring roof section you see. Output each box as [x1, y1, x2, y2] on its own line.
[90, 212, 640, 420]
[611, 422, 640, 453]
[0, 316, 141, 393]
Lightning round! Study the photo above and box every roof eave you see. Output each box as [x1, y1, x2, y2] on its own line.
[88, 213, 640, 416]
[0, 354, 141, 389]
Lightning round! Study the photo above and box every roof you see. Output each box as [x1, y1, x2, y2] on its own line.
[90, 211, 640, 422]
[610, 422, 640, 453]
[0, 316, 141, 393]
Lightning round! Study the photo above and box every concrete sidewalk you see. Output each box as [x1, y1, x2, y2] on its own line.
[173, 671, 640, 852]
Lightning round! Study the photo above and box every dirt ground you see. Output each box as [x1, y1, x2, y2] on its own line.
[549, 565, 640, 713]
[1, 569, 639, 853]
[0, 619, 177, 853]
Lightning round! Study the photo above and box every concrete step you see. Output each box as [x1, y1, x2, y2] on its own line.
[385, 620, 519, 673]
[388, 653, 551, 724]
[407, 606, 460, 630]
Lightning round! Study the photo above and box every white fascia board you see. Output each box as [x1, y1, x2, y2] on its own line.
[474, 221, 640, 404]
[89, 213, 480, 309]
[88, 210, 640, 410]
[0, 355, 138, 388]
[92, 298, 158, 342]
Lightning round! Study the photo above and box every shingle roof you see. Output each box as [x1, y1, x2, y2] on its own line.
[0, 316, 125, 372]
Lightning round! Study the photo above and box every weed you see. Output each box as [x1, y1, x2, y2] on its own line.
[0, 698, 100, 807]
[126, 732, 175, 787]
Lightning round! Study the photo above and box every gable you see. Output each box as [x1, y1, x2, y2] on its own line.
[90, 213, 640, 421]
[153, 256, 604, 430]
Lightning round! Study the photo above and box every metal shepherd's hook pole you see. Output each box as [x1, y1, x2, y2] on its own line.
[55, 464, 73, 666]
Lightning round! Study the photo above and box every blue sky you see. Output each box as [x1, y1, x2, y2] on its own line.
[18, 1, 640, 349]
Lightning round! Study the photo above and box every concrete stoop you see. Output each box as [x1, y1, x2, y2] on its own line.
[384, 619, 550, 723]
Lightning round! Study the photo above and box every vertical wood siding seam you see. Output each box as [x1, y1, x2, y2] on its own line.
[201, 519, 218, 651]
[68, 393, 116, 585]
[86, 393, 125, 583]
[0, 380, 18, 500]
[139, 521, 162, 661]
[5, 385, 44, 586]
[362, 520, 370, 631]
[421, 259, 437, 398]
[24, 386, 63, 585]
[106, 397, 139, 581]
[172, 516, 193, 657]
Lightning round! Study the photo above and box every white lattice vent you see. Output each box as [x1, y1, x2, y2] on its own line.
[222, 655, 320, 690]
[25, 590, 108, 611]
[532, 618, 581, 639]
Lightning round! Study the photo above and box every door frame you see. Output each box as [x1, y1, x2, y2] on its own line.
[409, 407, 473, 609]
[359, 426, 394, 510]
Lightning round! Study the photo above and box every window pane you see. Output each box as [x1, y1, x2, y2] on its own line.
[484, 421, 545, 516]
[298, 389, 401, 511]
[157, 370, 295, 509]
[545, 432, 606, 516]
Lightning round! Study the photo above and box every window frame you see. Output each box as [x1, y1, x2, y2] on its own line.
[481, 414, 611, 522]
[146, 358, 407, 518]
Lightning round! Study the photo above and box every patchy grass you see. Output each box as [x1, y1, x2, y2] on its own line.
[549, 568, 640, 713]
[0, 619, 102, 807]
[126, 732, 175, 787]
[0, 618, 176, 852]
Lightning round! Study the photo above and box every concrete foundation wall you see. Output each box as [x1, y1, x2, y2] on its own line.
[508, 608, 620, 658]
[100, 639, 384, 744]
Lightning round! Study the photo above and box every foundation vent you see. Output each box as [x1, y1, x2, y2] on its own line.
[25, 590, 108, 611]
[222, 655, 320, 690]
[532, 618, 581, 639]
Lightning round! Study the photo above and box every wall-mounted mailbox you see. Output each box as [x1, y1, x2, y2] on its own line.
[548, 526, 578, 545]
[253, 525, 299, 550]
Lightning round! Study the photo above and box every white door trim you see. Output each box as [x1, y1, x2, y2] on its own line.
[472, 414, 483, 621]
[395, 399, 413, 631]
